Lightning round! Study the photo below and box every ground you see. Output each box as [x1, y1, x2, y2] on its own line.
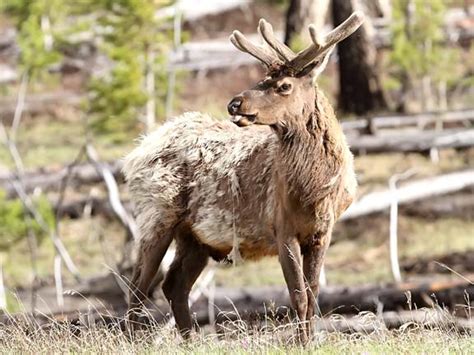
[1, 321, 473, 353]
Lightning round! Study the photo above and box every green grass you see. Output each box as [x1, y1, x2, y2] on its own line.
[2, 216, 127, 289]
[0, 116, 136, 169]
[355, 149, 473, 189]
[328, 216, 474, 285]
[216, 258, 285, 287]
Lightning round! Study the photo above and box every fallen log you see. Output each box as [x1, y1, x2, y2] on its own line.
[341, 170, 474, 220]
[52, 168, 474, 221]
[1, 160, 123, 198]
[315, 310, 474, 334]
[189, 277, 474, 325]
[402, 250, 474, 275]
[55, 196, 131, 221]
[342, 109, 474, 134]
[2, 126, 473, 198]
[400, 192, 474, 219]
[347, 129, 474, 155]
[0, 92, 83, 120]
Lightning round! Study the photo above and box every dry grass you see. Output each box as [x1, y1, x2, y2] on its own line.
[0, 312, 472, 354]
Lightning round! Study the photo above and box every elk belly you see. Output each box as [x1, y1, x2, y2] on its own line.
[191, 205, 236, 253]
[190, 204, 277, 260]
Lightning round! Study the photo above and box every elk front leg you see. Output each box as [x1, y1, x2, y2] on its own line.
[278, 235, 308, 344]
[302, 225, 332, 338]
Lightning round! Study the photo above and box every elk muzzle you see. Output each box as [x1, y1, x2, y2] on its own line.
[228, 96, 257, 127]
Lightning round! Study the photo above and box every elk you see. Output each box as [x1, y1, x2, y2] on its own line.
[124, 12, 363, 343]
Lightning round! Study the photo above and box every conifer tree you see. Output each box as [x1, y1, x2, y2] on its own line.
[1, 0, 63, 80]
[390, 0, 460, 111]
[81, 0, 174, 138]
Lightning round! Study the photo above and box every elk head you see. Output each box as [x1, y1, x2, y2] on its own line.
[227, 12, 364, 127]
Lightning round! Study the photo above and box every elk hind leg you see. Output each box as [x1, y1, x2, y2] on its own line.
[162, 233, 208, 338]
[128, 228, 173, 328]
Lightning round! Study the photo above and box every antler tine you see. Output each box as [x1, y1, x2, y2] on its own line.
[290, 11, 365, 71]
[229, 34, 248, 53]
[230, 30, 279, 67]
[323, 11, 365, 49]
[258, 19, 295, 62]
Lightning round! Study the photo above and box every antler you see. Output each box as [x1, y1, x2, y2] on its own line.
[229, 18, 299, 68]
[229, 30, 280, 67]
[229, 11, 365, 73]
[290, 11, 365, 71]
[258, 19, 296, 62]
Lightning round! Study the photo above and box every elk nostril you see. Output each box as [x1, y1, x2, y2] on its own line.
[228, 98, 243, 114]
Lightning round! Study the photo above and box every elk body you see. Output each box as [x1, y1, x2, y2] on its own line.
[124, 12, 363, 343]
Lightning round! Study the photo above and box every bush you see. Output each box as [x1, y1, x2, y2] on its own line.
[0, 190, 54, 251]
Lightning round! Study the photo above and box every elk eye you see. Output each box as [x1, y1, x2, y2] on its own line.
[278, 83, 292, 93]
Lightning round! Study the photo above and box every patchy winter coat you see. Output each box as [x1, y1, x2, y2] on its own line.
[123, 90, 356, 261]
[125, 13, 363, 343]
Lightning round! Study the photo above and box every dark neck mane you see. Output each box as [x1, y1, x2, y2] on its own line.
[274, 89, 346, 209]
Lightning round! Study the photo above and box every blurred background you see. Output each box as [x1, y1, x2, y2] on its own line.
[0, 0, 473, 329]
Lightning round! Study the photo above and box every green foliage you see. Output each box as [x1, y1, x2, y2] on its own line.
[390, 0, 461, 87]
[17, 14, 61, 78]
[3, 0, 179, 138]
[0, 190, 54, 251]
[82, 0, 174, 138]
[2, 0, 63, 79]
[87, 48, 147, 136]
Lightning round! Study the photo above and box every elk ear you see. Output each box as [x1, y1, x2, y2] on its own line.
[297, 45, 335, 79]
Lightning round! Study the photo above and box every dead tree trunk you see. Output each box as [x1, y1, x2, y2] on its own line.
[341, 170, 474, 220]
[284, 0, 330, 45]
[332, 0, 388, 115]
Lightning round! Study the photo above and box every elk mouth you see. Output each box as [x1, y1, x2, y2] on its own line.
[231, 113, 257, 127]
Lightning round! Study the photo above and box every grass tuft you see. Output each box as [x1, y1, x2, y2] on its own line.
[0, 309, 472, 353]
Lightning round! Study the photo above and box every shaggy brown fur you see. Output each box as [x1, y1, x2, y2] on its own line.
[124, 14, 363, 343]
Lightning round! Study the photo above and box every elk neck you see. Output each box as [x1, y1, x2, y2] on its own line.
[272, 88, 347, 211]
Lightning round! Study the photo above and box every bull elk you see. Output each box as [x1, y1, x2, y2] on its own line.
[124, 12, 363, 343]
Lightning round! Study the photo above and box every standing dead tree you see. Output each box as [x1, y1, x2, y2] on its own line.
[285, 0, 330, 45]
[332, 0, 388, 115]
[124, 12, 364, 344]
